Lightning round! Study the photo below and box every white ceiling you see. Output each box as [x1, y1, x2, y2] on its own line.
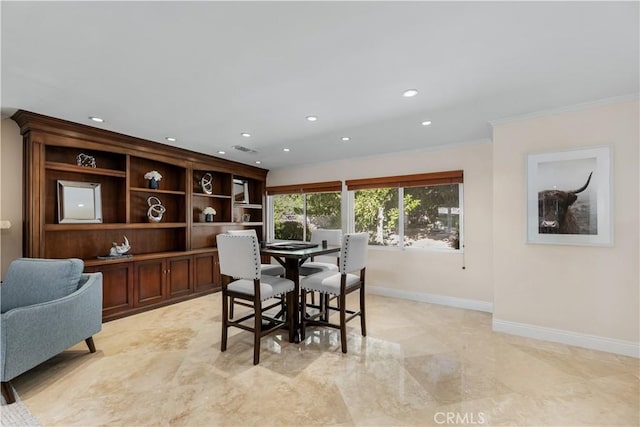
[2, 1, 638, 170]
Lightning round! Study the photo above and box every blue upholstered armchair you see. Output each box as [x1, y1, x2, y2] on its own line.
[0, 258, 102, 404]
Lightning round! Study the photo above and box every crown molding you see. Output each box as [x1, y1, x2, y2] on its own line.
[489, 93, 639, 128]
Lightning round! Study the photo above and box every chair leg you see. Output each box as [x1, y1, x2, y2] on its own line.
[253, 300, 262, 365]
[322, 293, 330, 322]
[339, 292, 347, 353]
[85, 337, 96, 353]
[360, 286, 367, 336]
[229, 296, 235, 318]
[300, 289, 307, 340]
[286, 291, 295, 341]
[221, 291, 228, 352]
[1, 381, 16, 404]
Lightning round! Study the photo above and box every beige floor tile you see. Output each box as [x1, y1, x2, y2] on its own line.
[7, 293, 638, 427]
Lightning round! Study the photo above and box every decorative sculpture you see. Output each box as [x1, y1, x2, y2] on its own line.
[109, 236, 131, 256]
[76, 153, 97, 168]
[147, 196, 166, 223]
[200, 173, 213, 195]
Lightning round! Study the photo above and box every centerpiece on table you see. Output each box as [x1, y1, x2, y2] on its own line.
[144, 170, 162, 189]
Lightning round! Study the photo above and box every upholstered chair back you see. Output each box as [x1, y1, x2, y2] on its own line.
[227, 229, 257, 237]
[1, 258, 84, 313]
[310, 229, 342, 246]
[340, 232, 369, 274]
[216, 234, 261, 280]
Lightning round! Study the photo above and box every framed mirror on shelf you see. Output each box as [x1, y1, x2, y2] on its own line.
[57, 180, 103, 223]
[233, 179, 249, 204]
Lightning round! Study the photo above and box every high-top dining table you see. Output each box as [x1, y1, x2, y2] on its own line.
[260, 243, 341, 343]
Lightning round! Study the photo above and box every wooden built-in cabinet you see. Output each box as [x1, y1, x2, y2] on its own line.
[14, 110, 267, 321]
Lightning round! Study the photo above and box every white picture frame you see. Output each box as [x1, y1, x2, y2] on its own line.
[526, 146, 612, 246]
[57, 180, 103, 224]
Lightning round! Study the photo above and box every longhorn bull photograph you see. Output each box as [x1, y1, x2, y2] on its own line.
[527, 146, 612, 246]
[538, 172, 593, 234]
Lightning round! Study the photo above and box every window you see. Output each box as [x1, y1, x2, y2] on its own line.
[267, 181, 342, 241]
[404, 184, 461, 250]
[347, 171, 463, 251]
[272, 193, 304, 240]
[354, 188, 399, 246]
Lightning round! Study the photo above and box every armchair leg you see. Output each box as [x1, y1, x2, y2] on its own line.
[85, 337, 97, 353]
[1, 381, 16, 404]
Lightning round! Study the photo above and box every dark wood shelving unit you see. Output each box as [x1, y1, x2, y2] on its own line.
[14, 110, 268, 321]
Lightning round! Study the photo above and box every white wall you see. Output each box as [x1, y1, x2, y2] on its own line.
[492, 99, 639, 355]
[268, 140, 494, 309]
[0, 118, 23, 279]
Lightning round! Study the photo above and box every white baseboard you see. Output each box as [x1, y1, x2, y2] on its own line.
[367, 285, 493, 313]
[493, 318, 640, 358]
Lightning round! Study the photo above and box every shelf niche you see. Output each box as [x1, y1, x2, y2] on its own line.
[14, 109, 267, 321]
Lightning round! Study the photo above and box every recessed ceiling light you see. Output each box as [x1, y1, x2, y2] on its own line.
[218, 150, 226, 155]
[240, 132, 251, 138]
[283, 148, 291, 152]
[421, 120, 432, 126]
[89, 116, 104, 123]
[165, 137, 176, 142]
[402, 89, 418, 97]
[306, 116, 318, 122]
[341, 137, 350, 142]
[255, 161, 261, 164]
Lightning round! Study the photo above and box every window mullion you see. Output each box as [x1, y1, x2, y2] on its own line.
[267, 196, 273, 241]
[302, 193, 307, 241]
[398, 187, 404, 249]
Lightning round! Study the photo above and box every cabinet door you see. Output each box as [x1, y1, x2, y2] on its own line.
[134, 259, 165, 307]
[193, 252, 221, 292]
[86, 262, 133, 319]
[167, 256, 192, 298]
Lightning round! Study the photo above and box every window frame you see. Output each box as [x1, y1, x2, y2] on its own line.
[347, 170, 464, 252]
[266, 180, 343, 242]
[267, 172, 463, 253]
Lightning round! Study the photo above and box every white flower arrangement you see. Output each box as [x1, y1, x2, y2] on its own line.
[144, 170, 162, 181]
[203, 207, 217, 215]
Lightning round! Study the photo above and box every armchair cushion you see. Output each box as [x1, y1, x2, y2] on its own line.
[1, 258, 84, 313]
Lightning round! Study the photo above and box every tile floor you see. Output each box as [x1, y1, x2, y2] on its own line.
[10, 293, 640, 426]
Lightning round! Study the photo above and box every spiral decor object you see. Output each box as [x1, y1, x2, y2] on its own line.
[76, 153, 97, 168]
[146, 196, 166, 223]
[200, 172, 213, 195]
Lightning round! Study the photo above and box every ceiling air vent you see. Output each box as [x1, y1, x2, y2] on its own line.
[233, 145, 258, 154]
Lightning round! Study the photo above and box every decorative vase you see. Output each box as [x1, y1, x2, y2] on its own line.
[148, 178, 159, 189]
[205, 213, 214, 223]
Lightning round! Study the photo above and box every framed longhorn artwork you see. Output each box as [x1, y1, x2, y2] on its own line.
[526, 146, 612, 246]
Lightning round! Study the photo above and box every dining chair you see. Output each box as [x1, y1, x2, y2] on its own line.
[227, 229, 285, 317]
[299, 229, 342, 276]
[227, 229, 285, 274]
[300, 232, 368, 353]
[216, 233, 295, 365]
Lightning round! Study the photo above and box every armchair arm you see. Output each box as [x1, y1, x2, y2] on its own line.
[1, 273, 102, 382]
